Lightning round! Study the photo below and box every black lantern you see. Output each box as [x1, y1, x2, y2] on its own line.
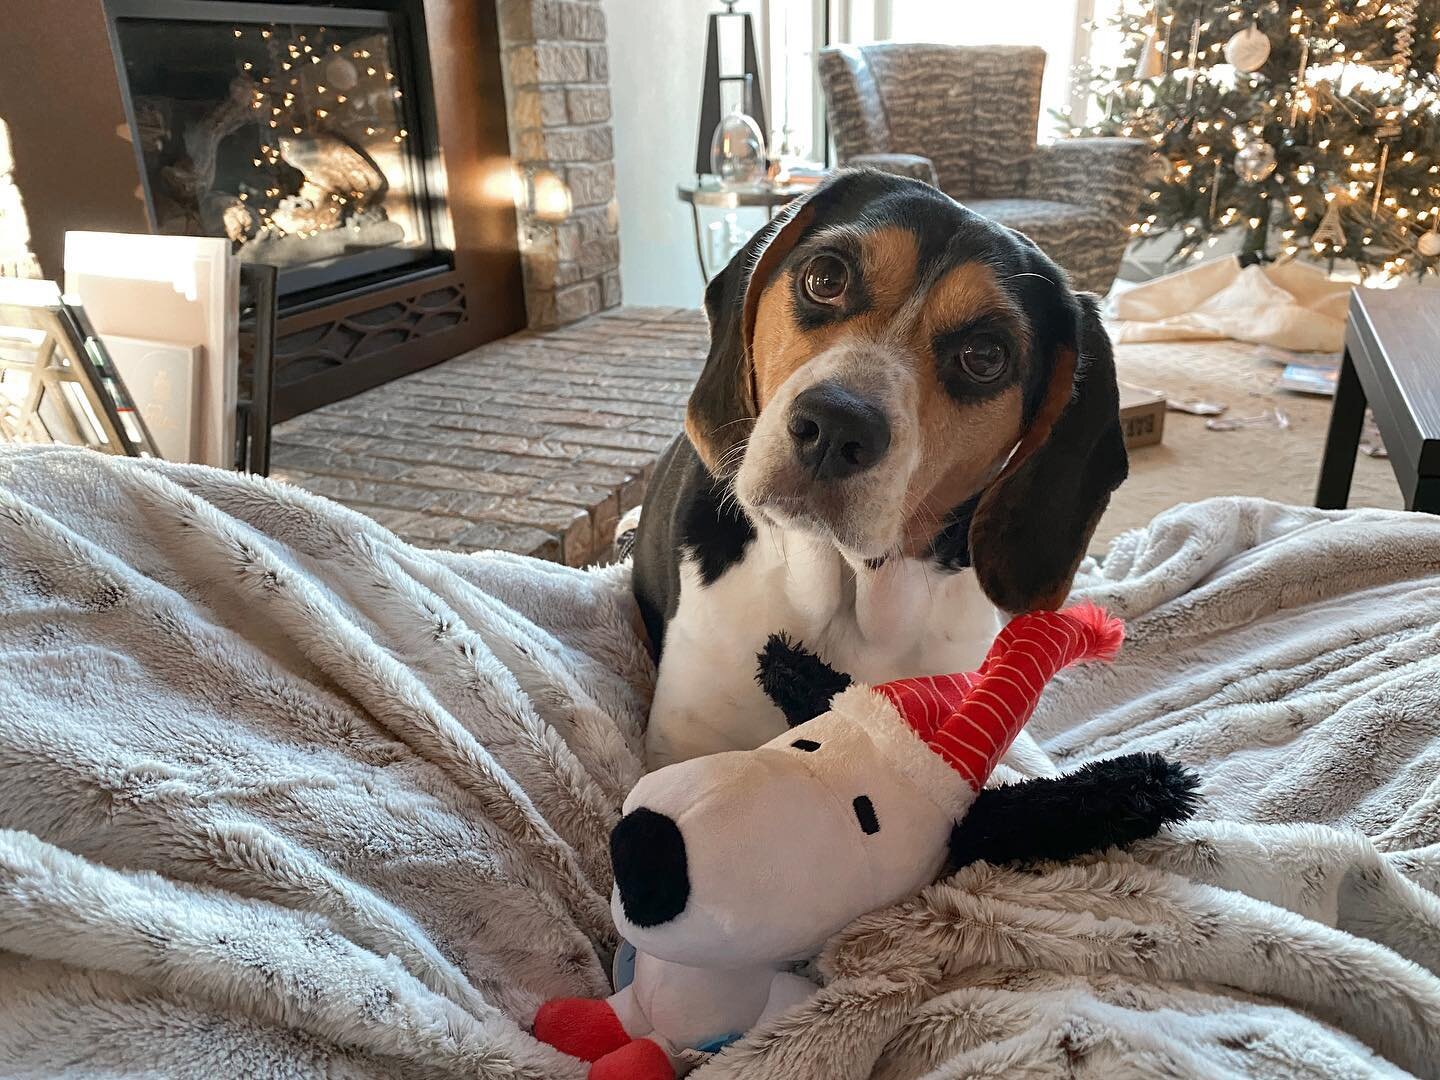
[694, 2, 769, 178]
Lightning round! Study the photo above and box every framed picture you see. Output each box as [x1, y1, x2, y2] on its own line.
[0, 277, 158, 456]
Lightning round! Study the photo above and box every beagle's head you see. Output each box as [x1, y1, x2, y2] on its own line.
[687, 169, 1128, 614]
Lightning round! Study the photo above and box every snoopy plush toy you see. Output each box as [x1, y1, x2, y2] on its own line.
[533, 605, 1198, 1079]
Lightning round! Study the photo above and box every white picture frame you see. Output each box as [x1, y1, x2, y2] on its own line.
[63, 232, 239, 467]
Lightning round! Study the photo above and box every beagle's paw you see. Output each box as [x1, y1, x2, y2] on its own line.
[590, 1038, 676, 1080]
[532, 997, 630, 1063]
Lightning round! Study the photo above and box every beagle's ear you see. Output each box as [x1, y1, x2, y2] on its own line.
[969, 292, 1127, 613]
[947, 753, 1200, 870]
[686, 198, 817, 476]
[755, 633, 852, 728]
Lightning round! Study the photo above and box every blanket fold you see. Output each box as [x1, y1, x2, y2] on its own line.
[2, 446, 1438, 1078]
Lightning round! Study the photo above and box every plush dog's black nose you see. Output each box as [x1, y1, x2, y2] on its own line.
[787, 383, 891, 481]
[610, 807, 690, 927]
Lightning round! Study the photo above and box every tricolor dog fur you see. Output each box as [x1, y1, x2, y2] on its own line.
[632, 169, 1129, 769]
[532, 606, 1199, 1079]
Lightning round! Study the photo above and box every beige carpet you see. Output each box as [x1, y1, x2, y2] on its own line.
[1094, 337, 1404, 548]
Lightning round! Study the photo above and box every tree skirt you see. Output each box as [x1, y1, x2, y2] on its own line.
[1109, 256, 1351, 353]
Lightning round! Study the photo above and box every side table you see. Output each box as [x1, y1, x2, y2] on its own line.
[676, 179, 812, 282]
[1316, 288, 1440, 513]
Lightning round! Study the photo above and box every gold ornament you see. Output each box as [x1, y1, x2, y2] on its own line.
[1419, 227, 1440, 258]
[1224, 23, 1271, 72]
[1312, 199, 1347, 251]
[1135, 11, 1165, 79]
[1144, 154, 1176, 184]
[1371, 144, 1391, 214]
[1289, 37, 1311, 125]
[1185, 19, 1202, 100]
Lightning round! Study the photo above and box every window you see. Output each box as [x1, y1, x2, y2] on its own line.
[764, 0, 826, 162]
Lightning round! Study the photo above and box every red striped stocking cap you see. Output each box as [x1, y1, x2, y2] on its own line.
[873, 603, 1124, 792]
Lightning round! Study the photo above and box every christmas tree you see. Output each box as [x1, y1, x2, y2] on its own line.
[1072, 0, 1440, 277]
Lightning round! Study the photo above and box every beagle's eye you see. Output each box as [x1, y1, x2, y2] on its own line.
[802, 254, 849, 305]
[852, 795, 879, 835]
[958, 335, 1011, 383]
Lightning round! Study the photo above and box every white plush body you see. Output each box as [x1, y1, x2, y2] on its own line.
[645, 519, 1044, 770]
[611, 686, 975, 1065]
[606, 954, 816, 1056]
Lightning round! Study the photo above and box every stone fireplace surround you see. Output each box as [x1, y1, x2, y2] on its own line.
[496, 0, 622, 328]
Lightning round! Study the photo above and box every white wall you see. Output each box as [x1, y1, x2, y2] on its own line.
[607, 0, 768, 309]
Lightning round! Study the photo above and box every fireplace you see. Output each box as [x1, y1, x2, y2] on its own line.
[107, 1, 443, 301]
[1, 0, 527, 420]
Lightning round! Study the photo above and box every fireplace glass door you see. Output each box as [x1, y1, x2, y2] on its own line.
[108, 1, 441, 296]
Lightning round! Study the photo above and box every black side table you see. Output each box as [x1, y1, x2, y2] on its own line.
[1317, 288, 1440, 513]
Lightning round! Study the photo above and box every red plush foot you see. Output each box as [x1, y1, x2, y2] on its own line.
[590, 1038, 675, 1080]
[532, 997, 631, 1063]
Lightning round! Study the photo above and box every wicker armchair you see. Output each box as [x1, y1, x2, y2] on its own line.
[818, 43, 1150, 294]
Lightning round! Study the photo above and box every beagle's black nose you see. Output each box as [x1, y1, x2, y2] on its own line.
[787, 383, 891, 481]
[611, 807, 690, 927]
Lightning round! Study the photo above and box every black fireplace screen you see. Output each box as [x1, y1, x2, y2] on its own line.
[108, 1, 440, 294]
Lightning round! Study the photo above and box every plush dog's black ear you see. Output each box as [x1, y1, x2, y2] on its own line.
[685, 197, 817, 476]
[947, 753, 1199, 870]
[755, 633, 852, 728]
[969, 292, 1128, 614]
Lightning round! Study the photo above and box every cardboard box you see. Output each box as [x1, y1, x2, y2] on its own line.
[1118, 383, 1165, 449]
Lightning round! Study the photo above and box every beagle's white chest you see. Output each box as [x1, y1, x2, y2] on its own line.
[645, 521, 1006, 768]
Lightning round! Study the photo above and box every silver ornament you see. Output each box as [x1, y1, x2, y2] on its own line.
[1233, 141, 1277, 183]
[1419, 230, 1440, 258]
[1224, 24, 1271, 73]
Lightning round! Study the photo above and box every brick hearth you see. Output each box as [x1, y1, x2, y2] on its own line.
[269, 307, 706, 565]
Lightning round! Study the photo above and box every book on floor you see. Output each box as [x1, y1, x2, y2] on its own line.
[1276, 364, 1339, 397]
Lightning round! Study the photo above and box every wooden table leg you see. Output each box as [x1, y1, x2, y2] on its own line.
[1316, 347, 1367, 510]
[1410, 477, 1440, 514]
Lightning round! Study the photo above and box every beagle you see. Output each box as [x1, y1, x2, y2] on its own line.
[632, 170, 1127, 769]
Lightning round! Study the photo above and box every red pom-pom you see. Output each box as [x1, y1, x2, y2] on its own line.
[533, 997, 631, 1063]
[591, 1038, 675, 1080]
[1062, 601, 1125, 663]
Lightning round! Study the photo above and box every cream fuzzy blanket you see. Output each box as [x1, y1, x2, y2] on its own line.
[2, 446, 1438, 1078]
